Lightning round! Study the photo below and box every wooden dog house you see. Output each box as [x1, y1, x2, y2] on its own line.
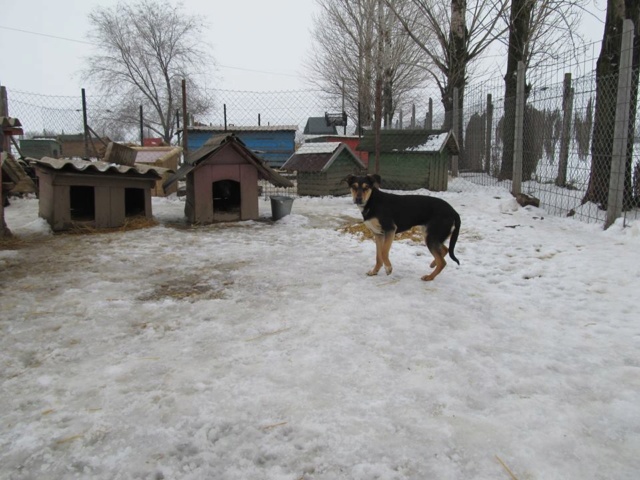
[33, 157, 167, 231]
[357, 130, 459, 191]
[163, 134, 293, 224]
[282, 142, 365, 196]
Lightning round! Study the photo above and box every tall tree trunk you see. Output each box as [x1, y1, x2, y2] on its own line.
[450, 0, 468, 167]
[381, 4, 394, 127]
[583, 0, 640, 209]
[499, 0, 533, 180]
[359, 43, 374, 128]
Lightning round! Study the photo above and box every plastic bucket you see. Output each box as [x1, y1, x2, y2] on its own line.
[270, 195, 294, 221]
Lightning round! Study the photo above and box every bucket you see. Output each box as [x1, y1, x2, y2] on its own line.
[270, 195, 294, 221]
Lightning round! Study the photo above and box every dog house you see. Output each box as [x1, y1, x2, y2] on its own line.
[357, 130, 459, 191]
[32, 157, 167, 231]
[282, 142, 365, 196]
[163, 134, 293, 224]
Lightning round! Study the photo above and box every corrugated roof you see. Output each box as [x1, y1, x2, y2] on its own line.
[282, 142, 365, 173]
[31, 157, 168, 178]
[0, 117, 22, 128]
[187, 125, 298, 133]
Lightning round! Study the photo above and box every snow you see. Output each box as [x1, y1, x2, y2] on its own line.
[296, 142, 342, 155]
[1, 185, 639, 480]
[406, 132, 449, 152]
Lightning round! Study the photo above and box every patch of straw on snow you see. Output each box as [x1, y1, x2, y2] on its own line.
[64, 216, 158, 235]
[338, 222, 426, 243]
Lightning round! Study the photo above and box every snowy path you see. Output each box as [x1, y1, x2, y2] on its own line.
[1, 190, 639, 479]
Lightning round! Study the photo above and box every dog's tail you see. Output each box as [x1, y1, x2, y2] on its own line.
[448, 213, 461, 265]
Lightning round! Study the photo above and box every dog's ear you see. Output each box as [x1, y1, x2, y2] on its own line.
[367, 174, 382, 188]
[344, 174, 356, 185]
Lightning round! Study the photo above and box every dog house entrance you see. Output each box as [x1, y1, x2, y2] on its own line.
[212, 180, 241, 220]
[125, 188, 145, 217]
[70, 185, 95, 221]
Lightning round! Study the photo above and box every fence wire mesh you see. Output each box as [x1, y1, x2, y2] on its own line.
[4, 36, 640, 228]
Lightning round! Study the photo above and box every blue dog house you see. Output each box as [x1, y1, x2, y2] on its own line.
[186, 125, 297, 168]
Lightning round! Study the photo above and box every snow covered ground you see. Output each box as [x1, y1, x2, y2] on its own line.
[1, 183, 639, 480]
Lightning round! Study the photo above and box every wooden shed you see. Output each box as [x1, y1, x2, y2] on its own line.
[163, 134, 293, 224]
[357, 130, 459, 191]
[186, 125, 297, 168]
[19, 138, 62, 159]
[32, 157, 167, 231]
[132, 145, 181, 196]
[282, 142, 365, 196]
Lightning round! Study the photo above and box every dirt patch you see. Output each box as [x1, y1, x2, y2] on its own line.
[138, 281, 230, 302]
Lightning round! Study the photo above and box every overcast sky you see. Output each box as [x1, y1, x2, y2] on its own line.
[0, 0, 318, 96]
[1, 0, 606, 97]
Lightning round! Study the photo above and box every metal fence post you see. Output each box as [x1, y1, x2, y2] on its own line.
[485, 93, 493, 174]
[425, 98, 433, 130]
[557, 73, 573, 187]
[0, 86, 6, 238]
[181, 79, 189, 160]
[512, 61, 525, 196]
[81, 88, 89, 160]
[606, 19, 634, 229]
[139, 105, 144, 146]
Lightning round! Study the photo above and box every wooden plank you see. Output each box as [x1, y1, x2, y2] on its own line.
[94, 187, 111, 228]
[54, 185, 70, 231]
[103, 142, 137, 166]
[239, 164, 258, 220]
[110, 187, 125, 227]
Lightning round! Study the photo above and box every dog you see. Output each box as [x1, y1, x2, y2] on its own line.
[346, 174, 461, 281]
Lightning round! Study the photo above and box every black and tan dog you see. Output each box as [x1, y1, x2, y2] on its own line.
[346, 174, 461, 281]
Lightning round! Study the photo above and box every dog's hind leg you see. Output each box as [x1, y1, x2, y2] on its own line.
[423, 236, 447, 281]
[429, 245, 448, 268]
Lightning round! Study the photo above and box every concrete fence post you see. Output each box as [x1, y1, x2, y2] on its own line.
[512, 61, 525, 196]
[606, 19, 634, 229]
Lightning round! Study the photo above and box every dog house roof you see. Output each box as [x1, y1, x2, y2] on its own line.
[357, 129, 459, 155]
[282, 142, 365, 173]
[163, 134, 293, 189]
[31, 157, 167, 178]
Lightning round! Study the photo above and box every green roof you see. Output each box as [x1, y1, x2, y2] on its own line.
[357, 129, 459, 154]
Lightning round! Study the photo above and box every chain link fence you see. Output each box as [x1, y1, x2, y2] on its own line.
[4, 31, 640, 228]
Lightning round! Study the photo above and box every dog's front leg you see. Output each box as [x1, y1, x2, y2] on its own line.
[367, 234, 385, 276]
[381, 230, 395, 275]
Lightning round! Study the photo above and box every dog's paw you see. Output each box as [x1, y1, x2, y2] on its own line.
[385, 265, 393, 275]
[367, 269, 378, 276]
[421, 274, 435, 281]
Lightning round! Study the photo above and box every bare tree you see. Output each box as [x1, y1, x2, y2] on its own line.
[82, 0, 214, 144]
[583, 0, 640, 210]
[499, 0, 587, 180]
[305, 0, 429, 131]
[385, 0, 510, 166]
